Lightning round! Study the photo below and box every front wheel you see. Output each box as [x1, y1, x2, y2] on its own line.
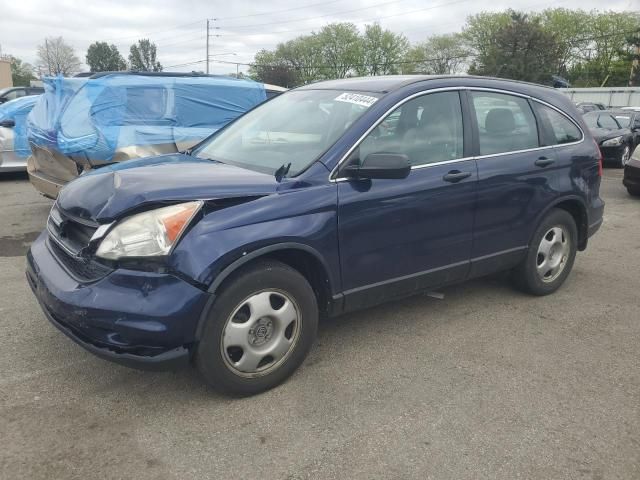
[196, 260, 318, 396]
[627, 186, 640, 197]
[512, 209, 578, 296]
[619, 144, 631, 168]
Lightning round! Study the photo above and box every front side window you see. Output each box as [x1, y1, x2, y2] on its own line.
[534, 103, 582, 145]
[195, 89, 381, 176]
[471, 91, 539, 155]
[358, 91, 464, 167]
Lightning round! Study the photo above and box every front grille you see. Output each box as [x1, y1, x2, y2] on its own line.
[48, 238, 113, 282]
[47, 204, 98, 255]
[47, 204, 112, 282]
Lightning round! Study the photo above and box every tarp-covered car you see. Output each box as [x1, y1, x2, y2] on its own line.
[0, 95, 39, 172]
[26, 72, 284, 198]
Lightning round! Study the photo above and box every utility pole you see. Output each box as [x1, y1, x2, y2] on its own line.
[206, 19, 209, 74]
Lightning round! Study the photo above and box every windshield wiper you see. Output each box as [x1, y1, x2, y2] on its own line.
[274, 162, 292, 182]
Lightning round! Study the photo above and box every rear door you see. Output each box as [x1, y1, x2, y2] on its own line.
[468, 90, 561, 276]
[336, 90, 477, 311]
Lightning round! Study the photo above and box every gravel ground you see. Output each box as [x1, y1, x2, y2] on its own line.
[0, 169, 638, 480]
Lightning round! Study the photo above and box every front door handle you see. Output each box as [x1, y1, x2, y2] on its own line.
[535, 157, 555, 167]
[443, 170, 472, 183]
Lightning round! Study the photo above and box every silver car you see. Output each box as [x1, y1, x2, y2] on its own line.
[0, 95, 39, 172]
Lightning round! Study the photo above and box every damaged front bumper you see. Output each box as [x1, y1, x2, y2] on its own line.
[26, 231, 211, 370]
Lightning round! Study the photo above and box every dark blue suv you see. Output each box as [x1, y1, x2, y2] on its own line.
[27, 76, 604, 395]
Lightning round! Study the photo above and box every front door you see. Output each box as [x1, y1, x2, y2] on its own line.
[336, 90, 477, 311]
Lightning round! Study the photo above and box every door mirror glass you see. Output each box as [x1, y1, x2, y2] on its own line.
[345, 153, 411, 180]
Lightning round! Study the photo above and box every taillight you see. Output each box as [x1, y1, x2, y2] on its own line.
[593, 138, 603, 176]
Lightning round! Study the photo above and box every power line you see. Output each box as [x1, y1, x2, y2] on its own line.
[216, 0, 344, 21]
[217, 0, 413, 30]
[102, 19, 205, 43]
[218, 0, 475, 38]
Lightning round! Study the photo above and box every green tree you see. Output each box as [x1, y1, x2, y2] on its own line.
[276, 35, 326, 85]
[249, 49, 299, 87]
[403, 33, 469, 74]
[316, 23, 362, 78]
[36, 36, 81, 76]
[10, 57, 36, 86]
[539, 9, 591, 77]
[128, 39, 162, 72]
[577, 12, 640, 86]
[357, 23, 409, 76]
[465, 10, 561, 83]
[86, 42, 127, 72]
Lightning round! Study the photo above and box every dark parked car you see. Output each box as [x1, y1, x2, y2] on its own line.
[576, 102, 606, 113]
[0, 86, 44, 104]
[27, 76, 604, 395]
[611, 109, 640, 150]
[623, 145, 640, 196]
[583, 110, 635, 167]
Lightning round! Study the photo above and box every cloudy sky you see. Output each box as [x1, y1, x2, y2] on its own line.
[1, 0, 635, 75]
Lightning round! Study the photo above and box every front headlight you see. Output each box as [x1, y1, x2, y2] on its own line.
[96, 201, 203, 260]
[602, 136, 624, 147]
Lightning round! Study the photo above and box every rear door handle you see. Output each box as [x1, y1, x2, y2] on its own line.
[443, 170, 472, 183]
[534, 157, 555, 167]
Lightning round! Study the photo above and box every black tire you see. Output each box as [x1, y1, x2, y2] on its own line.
[627, 187, 640, 197]
[196, 260, 318, 396]
[512, 209, 578, 296]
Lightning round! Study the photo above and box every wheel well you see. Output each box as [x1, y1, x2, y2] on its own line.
[265, 250, 332, 317]
[215, 248, 333, 318]
[553, 200, 588, 251]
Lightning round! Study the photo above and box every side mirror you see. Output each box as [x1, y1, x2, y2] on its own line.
[344, 153, 411, 180]
[0, 119, 15, 128]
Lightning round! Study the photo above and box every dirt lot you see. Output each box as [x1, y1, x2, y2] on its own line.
[0, 169, 638, 479]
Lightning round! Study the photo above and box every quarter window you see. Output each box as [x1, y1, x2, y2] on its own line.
[471, 91, 539, 155]
[358, 91, 464, 167]
[534, 103, 582, 145]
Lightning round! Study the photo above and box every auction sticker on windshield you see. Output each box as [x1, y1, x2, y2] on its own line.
[334, 92, 378, 108]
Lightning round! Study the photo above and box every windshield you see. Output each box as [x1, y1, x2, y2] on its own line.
[614, 115, 631, 127]
[584, 113, 620, 130]
[194, 89, 381, 176]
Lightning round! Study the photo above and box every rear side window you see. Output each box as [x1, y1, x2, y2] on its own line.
[471, 91, 538, 155]
[533, 103, 582, 145]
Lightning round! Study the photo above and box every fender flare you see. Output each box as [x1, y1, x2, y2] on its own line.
[193, 242, 335, 342]
[207, 242, 335, 294]
[530, 195, 589, 248]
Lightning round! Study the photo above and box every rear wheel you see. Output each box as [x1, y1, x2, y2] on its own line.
[196, 260, 318, 396]
[512, 209, 578, 296]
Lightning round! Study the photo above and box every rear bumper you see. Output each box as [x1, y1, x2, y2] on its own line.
[26, 231, 211, 371]
[600, 144, 626, 164]
[27, 156, 66, 198]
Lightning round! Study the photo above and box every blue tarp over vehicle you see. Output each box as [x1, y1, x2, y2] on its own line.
[27, 74, 268, 162]
[0, 95, 40, 158]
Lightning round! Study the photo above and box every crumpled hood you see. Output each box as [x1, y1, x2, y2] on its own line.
[590, 127, 628, 144]
[56, 153, 278, 223]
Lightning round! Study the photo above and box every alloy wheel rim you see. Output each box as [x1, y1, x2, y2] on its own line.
[622, 146, 630, 166]
[536, 226, 570, 283]
[220, 289, 301, 377]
